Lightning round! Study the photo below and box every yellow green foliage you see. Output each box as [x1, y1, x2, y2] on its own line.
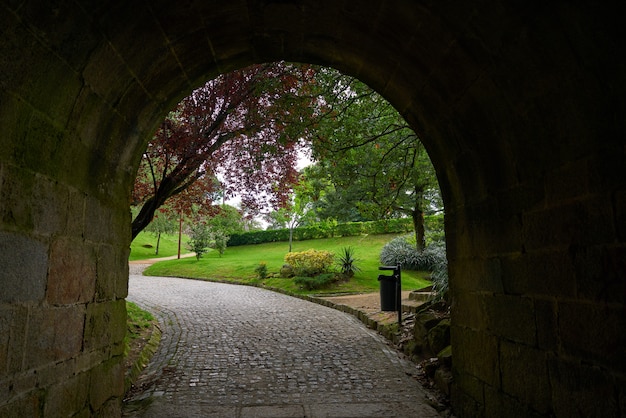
[284, 249, 335, 276]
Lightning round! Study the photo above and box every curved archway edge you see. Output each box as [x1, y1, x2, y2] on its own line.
[0, 1, 624, 416]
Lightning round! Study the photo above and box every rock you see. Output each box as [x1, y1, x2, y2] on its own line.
[434, 367, 453, 396]
[427, 319, 450, 355]
[423, 357, 439, 377]
[415, 311, 441, 330]
[437, 345, 452, 367]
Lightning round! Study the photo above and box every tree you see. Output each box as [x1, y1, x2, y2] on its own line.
[206, 204, 246, 236]
[145, 208, 177, 255]
[187, 223, 211, 260]
[265, 176, 314, 252]
[131, 62, 319, 239]
[309, 70, 442, 250]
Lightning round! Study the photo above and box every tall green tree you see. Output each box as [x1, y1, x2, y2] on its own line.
[145, 208, 177, 255]
[265, 177, 316, 252]
[310, 70, 441, 250]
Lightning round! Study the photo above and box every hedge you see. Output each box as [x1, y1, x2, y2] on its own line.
[227, 218, 416, 247]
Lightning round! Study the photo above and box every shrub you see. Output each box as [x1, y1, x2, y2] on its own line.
[284, 249, 334, 277]
[280, 264, 294, 278]
[430, 255, 449, 302]
[425, 213, 445, 246]
[187, 224, 211, 260]
[228, 218, 415, 246]
[337, 246, 360, 278]
[254, 262, 268, 280]
[380, 235, 446, 271]
[294, 273, 337, 290]
[210, 229, 230, 257]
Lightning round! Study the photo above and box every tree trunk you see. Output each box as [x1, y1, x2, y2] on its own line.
[131, 194, 169, 240]
[155, 232, 161, 255]
[131, 176, 187, 240]
[413, 209, 425, 251]
[177, 212, 183, 259]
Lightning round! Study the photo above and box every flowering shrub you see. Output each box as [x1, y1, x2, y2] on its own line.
[284, 249, 334, 277]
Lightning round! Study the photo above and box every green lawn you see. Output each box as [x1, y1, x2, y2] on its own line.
[129, 231, 191, 261]
[124, 301, 155, 356]
[144, 234, 431, 295]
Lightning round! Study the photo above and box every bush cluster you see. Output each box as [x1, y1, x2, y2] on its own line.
[430, 256, 449, 301]
[284, 249, 334, 277]
[379, 234, 448, 300]
[379, 235, 446, 271]
[294, 273, 337, 290]
[228, 218, 414, 246]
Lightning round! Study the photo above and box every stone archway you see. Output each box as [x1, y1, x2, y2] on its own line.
[0, 1, 624, 416]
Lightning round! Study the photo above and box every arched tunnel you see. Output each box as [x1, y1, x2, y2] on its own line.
[0, 1, 624, 416]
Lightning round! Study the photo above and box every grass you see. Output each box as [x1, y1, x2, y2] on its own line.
[144, 234, 432, 295]
[124, 301, 155, 356]
[129, 231, 191, 261]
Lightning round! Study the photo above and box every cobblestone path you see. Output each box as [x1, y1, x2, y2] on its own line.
[123, 274, 440, 417]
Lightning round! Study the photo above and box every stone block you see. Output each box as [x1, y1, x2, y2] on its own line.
[572, 244, 626, 304]
[452, 256, 504, 293]
[29, 172, 69, 237]
[499, 341, 551, 414]
[523, 198, 617, 252]
[534, 299, 558, 351]
[450, 382, 484, 418]
[615, 190, 626, 241]
[84, 299, 127, 351]
[451, 326, 500, 387]
[501, 249, 576, 298]
[549, 356, 620, 417]
[558, 301, 626, 372]
[485, 294, 536, 345]
[44, 372, 89, 417]
[22, 114, 70, 179]
[484, 385, 544, 418]
[427, 319, 450, 355]
[95, 244, 129, 301]
[0, 231, 47, 303]
[65, 188, 86, 238]
[47, 237, 96, 305]
[0, 305, 28, 373]
[545, 159, 590, 203]
[93, 397, 122, 418]
[450, 291, 487, 330]
[89, 357, 124, 412]
[415, 311, 441, 330]
[434, 367, 453, 396]
[0, 391, 42, 418]
[84, 196, 130, 245]
[23, 305, 85, 370]
[437, 345, 452, 367]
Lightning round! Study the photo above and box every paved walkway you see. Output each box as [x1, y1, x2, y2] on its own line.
[123, 274, 440, 417]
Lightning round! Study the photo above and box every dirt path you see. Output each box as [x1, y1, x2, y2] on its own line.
[128, 252, 196, 265]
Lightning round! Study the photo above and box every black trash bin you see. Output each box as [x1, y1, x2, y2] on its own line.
[378, 274, 397, 311]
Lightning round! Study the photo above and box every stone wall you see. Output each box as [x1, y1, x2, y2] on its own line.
[0, 175, 129, 416]
[0, 1, 624, 416]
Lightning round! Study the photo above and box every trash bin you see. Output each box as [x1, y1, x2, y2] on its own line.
[378, 274, 398, 311]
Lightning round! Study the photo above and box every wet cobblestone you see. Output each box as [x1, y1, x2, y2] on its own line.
[123, 274, 440, 417]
